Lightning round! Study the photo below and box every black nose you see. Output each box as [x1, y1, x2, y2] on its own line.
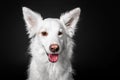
[49, 44, 59, 52]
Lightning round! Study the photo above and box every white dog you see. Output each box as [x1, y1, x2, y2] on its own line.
[22, 7, 80, 80]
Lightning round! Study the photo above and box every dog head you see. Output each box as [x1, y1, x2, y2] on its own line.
[22, 7, 80, 63]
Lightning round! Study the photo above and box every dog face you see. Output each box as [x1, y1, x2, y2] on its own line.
[37, 18, 65, 53]
[22, 7, 80, 63]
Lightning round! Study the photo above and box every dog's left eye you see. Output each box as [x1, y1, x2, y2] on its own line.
[58, 31, 63, 36]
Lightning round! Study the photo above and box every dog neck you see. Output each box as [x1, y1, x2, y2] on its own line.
[28, 37, 74, 80]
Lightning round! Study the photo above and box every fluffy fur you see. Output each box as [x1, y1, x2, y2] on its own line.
[22, 7, 81, 80]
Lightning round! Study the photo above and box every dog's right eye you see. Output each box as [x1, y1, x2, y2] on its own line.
[41, 31, 48, 36]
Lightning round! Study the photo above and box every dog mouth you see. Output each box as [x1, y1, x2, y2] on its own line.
[47, 53, 59, 63]
[41, 43, 60, 63]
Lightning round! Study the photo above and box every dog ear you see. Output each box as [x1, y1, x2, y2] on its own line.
[60, 8, 81, 37]
[22, 7, 43, 38]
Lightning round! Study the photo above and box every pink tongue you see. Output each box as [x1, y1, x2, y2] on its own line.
[48, 54, 59, 63]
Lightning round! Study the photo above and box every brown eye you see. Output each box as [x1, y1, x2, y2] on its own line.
[41, 31, 48, 36]
[58, 31, 63, 36]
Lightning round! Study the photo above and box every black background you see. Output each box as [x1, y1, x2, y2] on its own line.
[0, 0, 118, 80]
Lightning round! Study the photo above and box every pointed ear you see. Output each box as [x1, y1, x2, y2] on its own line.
[22, 7, 43, 38]
[60, 7, 81, 37]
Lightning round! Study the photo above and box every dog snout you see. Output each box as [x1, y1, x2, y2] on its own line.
[49, 44, 59, 52]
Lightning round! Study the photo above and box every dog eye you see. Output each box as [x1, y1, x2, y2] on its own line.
[41, 31, 48, 36]
[58, 31, 63, 36]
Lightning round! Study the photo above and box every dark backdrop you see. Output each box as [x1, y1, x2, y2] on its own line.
[0, 0, 118, 80]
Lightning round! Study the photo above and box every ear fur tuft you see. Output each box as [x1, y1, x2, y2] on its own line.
[22, 7, 43, 38]
[60, 7, 81, 37]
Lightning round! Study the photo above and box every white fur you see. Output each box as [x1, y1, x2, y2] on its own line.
[22, 7, 81, 80]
